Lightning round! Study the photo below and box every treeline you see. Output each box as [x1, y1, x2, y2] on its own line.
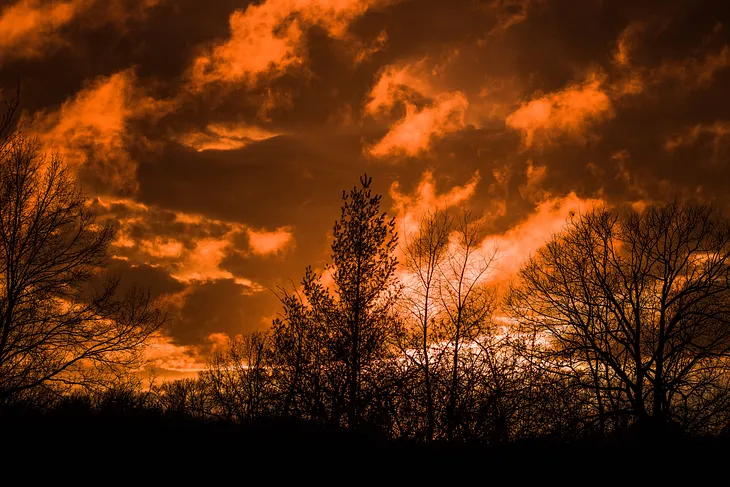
[142, 178, 730, 443]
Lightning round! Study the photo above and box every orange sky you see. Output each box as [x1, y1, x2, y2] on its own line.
[2, 0, 729, 375]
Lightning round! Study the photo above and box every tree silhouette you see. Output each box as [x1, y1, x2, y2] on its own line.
[400, 209, 451, 440]
[438, 210, 496, 440]
[273, 174, 401, 430]
[203, 331, 272, 421]
[0, 133, 164, 399]
[507, 200, 730, 434]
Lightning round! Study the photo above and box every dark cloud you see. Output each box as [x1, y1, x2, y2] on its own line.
[103, 258, 186, 299]
[171, 279, 279, 346]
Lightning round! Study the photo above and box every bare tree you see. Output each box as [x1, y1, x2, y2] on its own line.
[0, 83, 19, 149]
[438, 210, 497, 440]
[400, 209, 451, 440]
[0, 134, 164, 399]
[507, 200, 730, 434]
[203, 331, 272, 422]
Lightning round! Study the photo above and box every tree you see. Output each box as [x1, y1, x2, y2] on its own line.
[272, 175, 401, 430]
[0, 132, 164, 399]
[436, 210, 496, 440]
[398, 209, 500, 441]
[507, 200, 730, 434]
[400, 209, 451, 440]
[203, 331, 273, 422]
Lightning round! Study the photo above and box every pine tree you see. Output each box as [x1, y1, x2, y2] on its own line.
[330, 174, 400, 429]
[273, 175, 401, 429]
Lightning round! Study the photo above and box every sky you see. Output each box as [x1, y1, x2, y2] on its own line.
[1, 0, 729, 377]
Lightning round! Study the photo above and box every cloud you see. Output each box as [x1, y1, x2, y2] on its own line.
[247, 227, 295, 256]
[484, 0, 533, 37]
[364, 59, 471, 157]
[369, 92, 469, 157]
[364, 60, 435, 115]
[653, 45, 730, 91]
[481, 192, 604, 282]
[390, 170, 480, 236]
[170, 279, 279, 346]
[0, 0, 91, 61]
[144, 334, 207, 376]
[612, 21, 642, 69]
[176, 122, 279, 152]
[505, 71, 612, 147]
[0, 0, 164, 63]
[91, 197, 286, 286]
[189, 0, 394, 91]
[518, 160, 548, 201]
[609, 21, 730, 96]
[664, 121, 730, 161]
[20, 70, 174, 195]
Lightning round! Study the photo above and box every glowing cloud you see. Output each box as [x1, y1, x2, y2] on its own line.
[390, 170, 480, 236]
[190, 0, 393, 90]
[247, 227, 295, 256]
[480, 192, 604, 282]
[369, 92, 468, 157]
[144, 333, 207, 376]
[95, 198, 293, 286]
[365, 60, 434, 115]
[613, 21, 642, 69]
[172, 238, 238, 283]
[0, 0, 89, 60]
[177, 123, 279, 151]
[21, 70, 173, 194]
[609, 22, 729, 96]
[506, 72, 612, 147]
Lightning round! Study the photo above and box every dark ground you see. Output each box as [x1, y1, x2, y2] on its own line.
[3, 405, 728, 482]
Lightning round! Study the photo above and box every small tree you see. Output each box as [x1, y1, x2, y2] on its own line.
[507, 200, 730, 434]
[0, 133, 164, 399]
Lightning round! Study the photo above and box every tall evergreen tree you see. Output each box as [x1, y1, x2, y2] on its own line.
[273, 175, 401, 429]
[330, 174, 400, 429]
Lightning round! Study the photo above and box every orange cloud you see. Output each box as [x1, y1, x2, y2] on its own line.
[484, 0, 532, 37]
[390, 170, 480, 237]
[653, 45, 730, 90]
[96, 197, 290, 286]
[172, 238, 249, 284]
[364, 60, 434, 115]
[506, 72, 612, 147]
[664, 121, 730, 157]
[369, 92, 468, 157]
[247, 227, 295, 256]
[354, 29, 388, 64]
[0, 0, 164, 63]
[176, 123, 279, 151]
[518, 160, 547, 201]
[480, 192, 604, 282]
[609, 22, 729, 96]
[144, 333, 207, 376]
[190, 0, 393, 90]
[0, 0, 90, 60]
[21, 70, 174, 195]
[612, 21, 642, 69]
[139, 238, 184, 259]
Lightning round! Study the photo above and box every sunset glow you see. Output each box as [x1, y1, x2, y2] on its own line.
[2, 0, 729, 381]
